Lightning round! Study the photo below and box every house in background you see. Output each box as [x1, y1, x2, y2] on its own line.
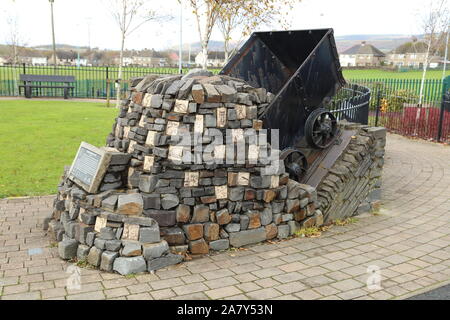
[31, 57, 48, 66]
[0, 56, 6, 66]
[49, 51, 87, 66]
[386, 40, 441, 69]
[339, 41, 385, 67]
[195, 51, 225, 67]
[117, 50, 167, 67]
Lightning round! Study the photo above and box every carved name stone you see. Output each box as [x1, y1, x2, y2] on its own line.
[122, 223, 140, 241]
[94, 216, 107, 232]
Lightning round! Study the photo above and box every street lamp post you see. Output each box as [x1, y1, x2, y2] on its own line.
[49, 0, 57, 71]
[179, 0, 183, 74]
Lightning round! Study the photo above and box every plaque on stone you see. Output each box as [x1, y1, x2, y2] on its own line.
[166, 121, 180, 136]
[217, 107, 227, 127]
[248, 144, 259, 163]
[232, 129, 244, 142]
[142, 93, 152, 107]
[143, 155, 155, 172]
[138, 115, 146, 127]
[122, 223, 140, 241]
[235, 105, 247, 120]
[174, 99, 189, 114]
[168, 145, 183, 162]
[123, 126, 131, 139]
[94, 216, 107, 232]
[270, 175, 279, 188]
[194, 115, 204, 133]
[145, 130, 158, 147]
[128, 140, 137, 153]
[68, 142, 112, 193]
[184, 172, 199, 187]
[215, 185, 228, 200]
[237, 172, 250, 186]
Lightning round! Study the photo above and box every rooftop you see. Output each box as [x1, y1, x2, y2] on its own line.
[341, 42, 385, 56]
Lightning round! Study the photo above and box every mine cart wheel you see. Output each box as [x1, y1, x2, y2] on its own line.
[305, 108, 338, 149]
[280, 148, 308, 182]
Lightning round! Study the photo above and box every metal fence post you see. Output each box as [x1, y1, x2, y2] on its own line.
[436, 94, 446, 142]
[375, 90, 381, 127]
[437, 76, 450, 142]
[106, 66, 110, 107]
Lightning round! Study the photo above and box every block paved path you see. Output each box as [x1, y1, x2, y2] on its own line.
[0, 133, 449, 300]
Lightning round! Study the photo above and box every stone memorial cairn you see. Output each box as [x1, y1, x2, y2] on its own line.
[45, 71, 323, 275]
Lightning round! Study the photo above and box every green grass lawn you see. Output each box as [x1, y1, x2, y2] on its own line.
[343, 69, 449, 80]
[0, 100, 117, 198]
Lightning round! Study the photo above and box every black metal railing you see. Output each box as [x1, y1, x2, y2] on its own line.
[329, 84, 370, 125]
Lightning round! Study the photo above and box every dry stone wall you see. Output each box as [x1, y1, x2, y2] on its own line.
[317, 122, 386, 223]
[46, 72, 324, 275]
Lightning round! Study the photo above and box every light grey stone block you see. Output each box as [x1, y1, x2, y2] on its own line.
[139, 225, 160, 244]
[143, 240, 169, 260]
[100, 251, 119, 271]
[113, 256, 147, 275]
[209, 239, 230, 251]
[229, 227, 266, 247]
[147, 253, 183, 271]
[77, 244, 90, 261]
[87, 246, 103, 267]
[58, 239, 78, 260]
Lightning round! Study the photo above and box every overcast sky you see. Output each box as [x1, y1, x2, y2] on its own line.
[0, 0, 434, 51]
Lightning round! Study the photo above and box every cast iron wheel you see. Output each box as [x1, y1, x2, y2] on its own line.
[305, 108, 337, 149]
[280, 148, 308, 182]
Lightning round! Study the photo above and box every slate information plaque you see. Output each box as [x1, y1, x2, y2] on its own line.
[71, 147, 102, 186]
[68, 142, 111, 193]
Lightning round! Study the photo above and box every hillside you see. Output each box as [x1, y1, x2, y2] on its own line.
[170, 34, 423, 54]
[335, 34, 424, 53]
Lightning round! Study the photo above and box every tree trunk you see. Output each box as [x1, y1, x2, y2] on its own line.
[116, 32, 125, 108]
[418, 41, 431, 105]
[414, 38, 432, 135]
[224, 37, 229, 65]
[13, 44, 17, 65]
[201, 42, 208, 70]
[116, 1, 127, 108]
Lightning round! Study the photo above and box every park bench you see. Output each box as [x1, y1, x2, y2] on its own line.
[19, 74, 75, 99]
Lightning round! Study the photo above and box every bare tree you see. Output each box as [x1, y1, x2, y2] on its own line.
[217, 0, 299, 65]
[217, 2, 246, 64]
[188, 0, 223, 70]
[106, 0, 170, 107]
[418, 0, 449, 105]
[5, 14, 23, 65]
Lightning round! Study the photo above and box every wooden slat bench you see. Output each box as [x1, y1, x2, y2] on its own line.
[19, 74, 75, 99]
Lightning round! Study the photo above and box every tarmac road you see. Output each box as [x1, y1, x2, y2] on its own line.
[407, 284, 450, 300]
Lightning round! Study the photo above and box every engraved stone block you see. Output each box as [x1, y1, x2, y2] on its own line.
[174, 99, 189, 114]
[215, 185, 228, 200]
[122, 223, 140, 241]
[166, 121, 179, 135]
[184, 172, 199, 187]
[94, 216, 107, 233]
[143, 155, 155, 172]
